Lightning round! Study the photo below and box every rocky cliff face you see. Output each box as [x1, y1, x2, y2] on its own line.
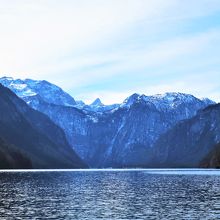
[0, 84, 87, 169]
[87, 93, 214, 167]
[152, 104, 220, 167]
[0, 77, 214, 167]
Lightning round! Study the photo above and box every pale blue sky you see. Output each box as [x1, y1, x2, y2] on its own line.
[1, 0, 220, 104]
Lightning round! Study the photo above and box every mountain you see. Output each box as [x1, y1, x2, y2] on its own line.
[0, 77, 119, 113]
[152, 104, 220, 168]
[91, 93, 215, 167]
[91, 98, 103, 106]
[200, 142, 220, 168]
[0, 77, 215, 167]
[0, 76, 76, 107]
[0, 138, 32, 169]
[76, 98, 119, 113]
[0, 84, 87, 168]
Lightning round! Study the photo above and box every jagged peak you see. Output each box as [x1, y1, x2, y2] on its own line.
[1, 77, 215, 109]
[201, 97, 216, 105]
[0, 76, 76, 106]
[121, 92, 214, 110]
[123, 93, 140, 105]
[91, 98, 103, 106]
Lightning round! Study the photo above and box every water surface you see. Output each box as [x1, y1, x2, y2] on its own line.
[0, 169, 220, 219]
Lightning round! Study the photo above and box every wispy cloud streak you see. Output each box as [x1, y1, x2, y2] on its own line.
[0, 0, 220, 103]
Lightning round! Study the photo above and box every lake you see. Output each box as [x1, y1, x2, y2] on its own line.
[0, 169, 220, 219]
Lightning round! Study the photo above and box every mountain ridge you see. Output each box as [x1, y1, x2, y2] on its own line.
[152, 103, 220, 167]
[0, 83, 87, 168]
[0, 76, 217, 168]
[0, 76, 215, 110]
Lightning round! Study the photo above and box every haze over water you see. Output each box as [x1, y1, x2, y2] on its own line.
[0, 169, 220, 219]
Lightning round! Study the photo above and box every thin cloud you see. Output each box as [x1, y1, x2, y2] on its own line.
[0, 0, 220, 103]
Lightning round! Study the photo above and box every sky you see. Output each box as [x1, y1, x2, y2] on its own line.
[0, 0, 220, 104]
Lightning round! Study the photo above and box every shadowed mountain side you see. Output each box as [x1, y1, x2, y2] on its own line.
[0, 138, 32, 169]
[0, 84, 87, 169]
[152, 104, 220, 168]
[200, 142, 220, 168]
[0, 77, 217, 168]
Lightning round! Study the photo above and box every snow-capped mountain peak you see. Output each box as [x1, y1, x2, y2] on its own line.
[0, 77, 216, 115]
[122, 93, 140, 107]
[0, 76, 216, 168]
[121, 92, 215, 111]
[0, 77, 76, 107]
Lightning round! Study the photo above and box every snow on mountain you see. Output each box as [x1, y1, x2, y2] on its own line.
[2, 77, 211, 116]
[75, 98, 119, 113]
[0, 77, 119, 114]
[121, 93, 140, 108]
[120, 92, 216, 114]
[0, 83, 87, 168]
[0, 76, 216, 168]
[0, 76, 76, 107]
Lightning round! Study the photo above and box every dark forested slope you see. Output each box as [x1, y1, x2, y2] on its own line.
[0, 84, 87, 168]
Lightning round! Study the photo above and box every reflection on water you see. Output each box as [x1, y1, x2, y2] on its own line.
[0, 170, 220, 219]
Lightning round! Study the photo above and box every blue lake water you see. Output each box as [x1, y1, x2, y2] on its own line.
[0, 169, 220, 219]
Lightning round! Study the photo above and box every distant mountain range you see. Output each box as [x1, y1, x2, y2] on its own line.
[0, 76, 219, 168]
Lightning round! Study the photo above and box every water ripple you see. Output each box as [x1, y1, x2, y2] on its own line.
[0, 170, 220, 219]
